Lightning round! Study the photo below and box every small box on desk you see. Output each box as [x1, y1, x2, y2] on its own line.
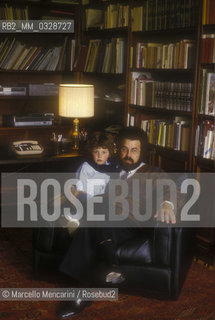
[48, 139, 73, 155]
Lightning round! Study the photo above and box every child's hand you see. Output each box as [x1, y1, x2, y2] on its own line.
[71, 186, 85, 198]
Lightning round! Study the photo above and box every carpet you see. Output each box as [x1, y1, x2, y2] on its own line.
[0, 228, 215, 320]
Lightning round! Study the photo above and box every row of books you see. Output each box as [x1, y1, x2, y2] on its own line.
[202, 0, 215, 25]
[85, 5, 129, 30]
[198, 70, 215, 116]
[130, 72, 193, 112]
[131, 0, 198, 32]
[128, 114, 190, 152]
[195, 120, 215, 159]
[200, 34, 215, 64]
[0, 37, 76, 72]
[0, 4, 29, 20]
[76, 38, 124, 74]
[132, 40, 195, 70]
[153, 81, 193, 112]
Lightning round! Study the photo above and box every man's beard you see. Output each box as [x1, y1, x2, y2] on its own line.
[120, 157, 142, 172]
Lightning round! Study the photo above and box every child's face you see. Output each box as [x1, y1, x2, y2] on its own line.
[92, 147, 110, 165]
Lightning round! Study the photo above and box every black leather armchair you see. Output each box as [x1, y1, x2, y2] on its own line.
[33, 224, 194, 299]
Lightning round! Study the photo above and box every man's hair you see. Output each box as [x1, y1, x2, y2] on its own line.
[88, 131, 115, 156]
[116, 126, 148, 162]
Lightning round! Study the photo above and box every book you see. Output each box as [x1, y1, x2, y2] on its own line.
[203, 127, 214, 158]
[23, 47, 42, 70]
[84, 40, 94, 72]
[4, 42, 25, 70]
[85, 9, 104, 30]
[106, 4, 118, 29]
[199, 69, 208, 114]
[18, 46, 36, 70]
[21, 47, 39, 70]
[131, 6, 143, 31]
[136, 43, 147, 68]
[28, 47, 48, 71]
[205, 72, 215, 116]
[0, 38, 10, 65]
[70, 39, 76, 71]
[11, 46, 28, 70]
[73, 45, 85, 72]
[181, 125, 190, 152]
[209, 0, 215, 24]
[0, 38, 16, 69]
[56, 36, 68, 71]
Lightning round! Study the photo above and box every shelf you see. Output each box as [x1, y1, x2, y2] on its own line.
[83, 72, 126, 78]
[131, 67, 194, 74]
[0, 125, 64, 131]
[83, 0, 129, 8]
[200, 64, 215, 69]
[0, 123, 72, 130]
[149, 144, 189, 159]
[195, 156, 215, 169]
[0, 70, 74, 74]
[1, 0, 79, 9]
[84, 27, 128, 38]
[202, 24, 215, 33]
[0, 150, 80, 165]
[132, 27, 197, 38]
[129, 105, 192, 116]
[198, 114, 215, 120]
[0, 95, 58, 100]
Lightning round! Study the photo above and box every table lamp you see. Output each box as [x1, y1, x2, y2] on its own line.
[59, 84, 94, 150]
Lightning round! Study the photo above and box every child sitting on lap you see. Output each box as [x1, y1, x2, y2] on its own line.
[65, 131, 118, 233]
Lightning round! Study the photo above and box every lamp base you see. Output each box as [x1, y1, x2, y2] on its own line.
[72, 118, 79, 150]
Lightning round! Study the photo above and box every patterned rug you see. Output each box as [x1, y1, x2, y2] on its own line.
[0, 228, 215, 320]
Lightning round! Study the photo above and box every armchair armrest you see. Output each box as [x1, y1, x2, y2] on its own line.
[152, 226, 173, 266]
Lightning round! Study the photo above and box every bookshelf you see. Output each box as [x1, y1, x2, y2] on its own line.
[0, 0, 80, 143]
[126, 0, 200, 172]
[192, 0, 215, 266]
[79, 0, 213, 174]
[193, 0, 215, 172]
[76, 1, 129, 128]
[78, 0, 214, 265]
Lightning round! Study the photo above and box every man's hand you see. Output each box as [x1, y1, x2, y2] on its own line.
[154, 202, 176, 224]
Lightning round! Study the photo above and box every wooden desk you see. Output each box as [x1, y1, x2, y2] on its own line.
[0, 149, 83, 173]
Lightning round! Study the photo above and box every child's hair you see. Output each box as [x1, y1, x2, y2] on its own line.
[88, 132, 115, 156]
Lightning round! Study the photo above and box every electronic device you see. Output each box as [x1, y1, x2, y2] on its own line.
[0, 86, 27, 96]
[11, 140, 44, 155]
[28, 83, 59, 96]
[3, 114, 53, 127]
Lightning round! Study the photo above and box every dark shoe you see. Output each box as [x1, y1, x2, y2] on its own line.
[56, 299, 92, 318]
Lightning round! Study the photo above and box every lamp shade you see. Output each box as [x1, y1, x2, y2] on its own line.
[59, 84, 94, 118]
